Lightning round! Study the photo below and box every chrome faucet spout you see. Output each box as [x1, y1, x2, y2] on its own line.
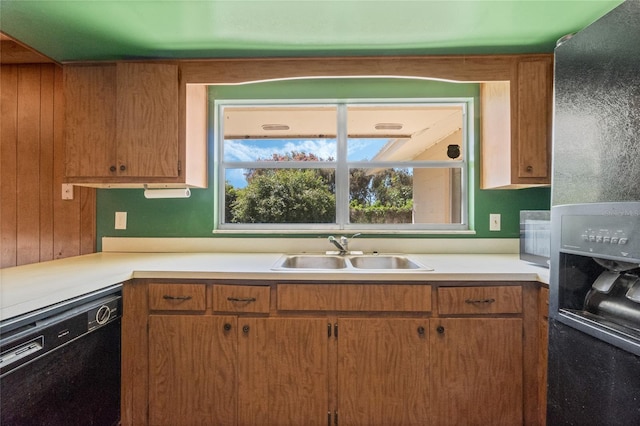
[328, 236, 347, 254]
[328, 233, 361, 255]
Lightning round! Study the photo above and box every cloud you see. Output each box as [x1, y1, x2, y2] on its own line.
[225, 168, 247, 188]
[347, 138, 388, 161]
[224, 139, 337, 162]
[224, 140, 265, 162]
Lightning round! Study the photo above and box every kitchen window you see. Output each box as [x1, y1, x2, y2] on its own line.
[215, 99, 471, 231]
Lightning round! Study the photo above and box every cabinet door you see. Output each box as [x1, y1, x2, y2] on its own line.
[237, 318, 269, 426]
[148, 315, 237, 426]
[116, 62, 179, 178]
[480, 55, 552, 188]
[517, 58, 552, 179]
[267, 318, 329, 426]
[338, 318, 430, 426]
[64, 65, 117, 177]
[431, 318, 523, 426]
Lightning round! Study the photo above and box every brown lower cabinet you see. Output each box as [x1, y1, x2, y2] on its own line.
[430, 318, 523, 425]
[337, 318, 430, 425]
[148, 315, 238, 426]
[122, 280, 544, 426]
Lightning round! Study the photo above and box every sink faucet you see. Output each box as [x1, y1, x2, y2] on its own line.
[328, 233, 361, 255]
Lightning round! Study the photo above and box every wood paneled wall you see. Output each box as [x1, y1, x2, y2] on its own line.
[1, 64, 95, 268]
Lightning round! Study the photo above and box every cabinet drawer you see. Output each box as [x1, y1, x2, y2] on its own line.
[438, 286, 522, 315]
[212, 285, 270, 313]
[277, 284, 432, 312]
[148, 283, 206, 311]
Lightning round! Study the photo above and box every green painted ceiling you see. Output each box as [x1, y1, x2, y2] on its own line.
[0, 0, 624, 63]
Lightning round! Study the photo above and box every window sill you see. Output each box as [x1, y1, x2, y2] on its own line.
[212, 229, 477, 236]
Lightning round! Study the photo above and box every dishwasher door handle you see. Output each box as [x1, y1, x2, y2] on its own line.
[0, 337, 44, 369]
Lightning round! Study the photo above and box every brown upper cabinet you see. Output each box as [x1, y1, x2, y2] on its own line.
[63, 62, 207, 188]
[481, 56, 553, 188]
[179, 54, 552, 190]
[63, 55, 551, 189]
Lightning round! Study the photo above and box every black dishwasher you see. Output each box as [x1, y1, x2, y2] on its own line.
[0, 285, 122, 426]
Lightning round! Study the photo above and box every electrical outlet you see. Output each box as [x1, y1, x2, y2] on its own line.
[489, 213, 501, 231]
[61, 184, 74, 200]
[115, 212, 127, 230]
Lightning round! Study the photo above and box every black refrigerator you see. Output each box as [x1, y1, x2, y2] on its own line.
[549, 0, 640, 424]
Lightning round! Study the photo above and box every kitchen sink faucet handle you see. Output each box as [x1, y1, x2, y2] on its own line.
[341, 233, 361, 253]
[329, 233, 362, 254]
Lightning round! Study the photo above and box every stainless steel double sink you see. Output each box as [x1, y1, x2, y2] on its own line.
[272, 253, 432, 271]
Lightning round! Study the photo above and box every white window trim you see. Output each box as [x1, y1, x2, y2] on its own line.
[214, 98, 473, 232]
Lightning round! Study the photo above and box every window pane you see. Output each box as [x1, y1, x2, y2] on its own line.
[349, 167, 462, 224]
[347, 105, 465, 162]
[223, 105, 337, 162]
[224, 168, 336, 224]
[217, 100, 469, 230]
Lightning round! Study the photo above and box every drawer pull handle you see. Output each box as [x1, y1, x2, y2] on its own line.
[227, 297, 257, 303]
[163, 295, 193, 301]
[465, 298, 496, 305]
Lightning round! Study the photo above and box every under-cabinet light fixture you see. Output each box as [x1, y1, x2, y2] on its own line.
[374, 123, 403, 130]
[261, 124, 290, 131]
[143, 185, 191, 199]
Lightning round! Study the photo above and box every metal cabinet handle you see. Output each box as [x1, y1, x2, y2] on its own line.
[163, 295, 192, 301]
[436, 325, 445, 334]
[109, 165, 116, 172]
[464, 298, 496, 305]
[227, 297, 257, 303]
[417, 326, 425, 335]
[119, 164, 126, 171]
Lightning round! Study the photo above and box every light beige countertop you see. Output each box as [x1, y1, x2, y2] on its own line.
[0, 251, 549, 321]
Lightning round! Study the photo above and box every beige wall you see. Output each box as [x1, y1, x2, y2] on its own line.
[413, 131, 462, 223]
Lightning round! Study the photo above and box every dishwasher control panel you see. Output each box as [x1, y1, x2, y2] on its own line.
[87, 296, 120, 331]
[1, 292, 121, 377]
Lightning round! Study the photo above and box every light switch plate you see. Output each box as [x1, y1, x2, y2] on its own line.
[489, 213, 501, 231]
[115, 212, 127, 230]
